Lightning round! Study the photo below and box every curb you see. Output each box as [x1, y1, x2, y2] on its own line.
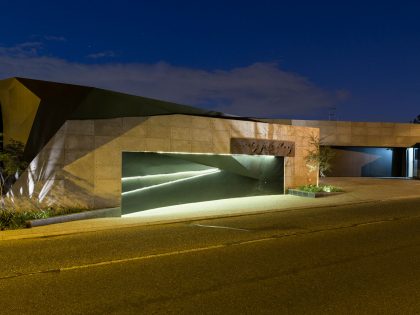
[26, 207, 121, 228]
[0, 200, 372, 242]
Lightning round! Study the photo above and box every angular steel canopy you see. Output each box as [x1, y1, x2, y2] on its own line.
[0, 77, 250, 163]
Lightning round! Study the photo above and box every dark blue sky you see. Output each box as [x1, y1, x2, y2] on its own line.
[1, 1, 420, 122]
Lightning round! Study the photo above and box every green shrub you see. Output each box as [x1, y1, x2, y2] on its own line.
[298, 184, 324, 192]
[321, 184, 343, 193]
[0, 207, 85, 230]
[0, 136, 28, 196]
[297, 184, 343, 193]
[0, 209, 48, 230]
[304, 133, 335, 177]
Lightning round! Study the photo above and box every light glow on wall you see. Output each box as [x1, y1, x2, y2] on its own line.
[125, 150, 278, 158]
[122, 169, 218, 182]
[122, 168, 221, 195]
[407, 148, 414, 177]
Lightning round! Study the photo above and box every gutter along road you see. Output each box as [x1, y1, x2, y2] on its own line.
[1, 197, 420, 314]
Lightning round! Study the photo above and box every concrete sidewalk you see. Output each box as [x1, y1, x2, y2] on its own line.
[1, 177, 420, 241]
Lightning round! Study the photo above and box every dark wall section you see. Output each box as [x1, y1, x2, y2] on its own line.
[121, 152, 284, 214]
[392, 148, 407, 177]
[0, 102, 3, 149]
[329, 146, 406, 177]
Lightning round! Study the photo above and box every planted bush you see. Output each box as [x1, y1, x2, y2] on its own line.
[0, 209, 50, 230]
[298, 184, 343, 193]
[0, 196, 87, 230]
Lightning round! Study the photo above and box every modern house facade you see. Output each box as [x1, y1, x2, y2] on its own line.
[2, 77, 418, 215]
[0, 78, 318, 214]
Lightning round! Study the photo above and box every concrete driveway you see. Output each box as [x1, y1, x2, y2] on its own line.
[321, 177, 420, 202]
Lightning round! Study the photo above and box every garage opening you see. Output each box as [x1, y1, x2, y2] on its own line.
[329, 146, 407, 177]
[121, 152, 284, 215]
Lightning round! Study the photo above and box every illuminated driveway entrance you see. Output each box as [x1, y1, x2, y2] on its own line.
[121, 152, 284, 215]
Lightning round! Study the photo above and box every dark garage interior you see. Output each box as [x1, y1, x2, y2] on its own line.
[328, 146, 407, 177]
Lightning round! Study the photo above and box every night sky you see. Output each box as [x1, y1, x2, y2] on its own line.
[1, 1, 420, 122]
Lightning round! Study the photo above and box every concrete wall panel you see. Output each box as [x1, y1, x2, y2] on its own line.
[284, 120, 420, 148]
[192, 128, 213, 142]
[170, 140, 192, 152]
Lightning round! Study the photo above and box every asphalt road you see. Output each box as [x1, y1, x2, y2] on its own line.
[1, 198, 420, 314]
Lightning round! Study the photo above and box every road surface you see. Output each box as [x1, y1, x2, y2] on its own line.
[1, 198, 420, 314]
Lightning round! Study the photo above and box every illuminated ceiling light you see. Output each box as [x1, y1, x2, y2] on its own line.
[122, 168, 221, 195]
[124, 150, 278, 157]
[122, 169, 215, 181]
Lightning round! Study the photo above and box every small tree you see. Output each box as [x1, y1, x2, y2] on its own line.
[305, 134, 335, 179]
[0, 135, 28, 196]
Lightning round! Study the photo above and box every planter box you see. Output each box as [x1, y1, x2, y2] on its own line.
[288, 189, 331, 198]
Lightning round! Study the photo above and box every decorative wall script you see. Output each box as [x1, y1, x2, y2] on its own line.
[230, 138, 295, 157]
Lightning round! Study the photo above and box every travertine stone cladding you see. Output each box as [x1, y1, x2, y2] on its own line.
[12, 115, 318, 209]
[286, 120, 420, 147]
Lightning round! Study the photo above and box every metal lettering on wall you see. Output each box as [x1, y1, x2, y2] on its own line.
[230, 138, 295, 157]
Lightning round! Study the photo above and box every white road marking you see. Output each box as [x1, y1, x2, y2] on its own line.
[61, 244, 226, 272]
[3, 215, 418, 279]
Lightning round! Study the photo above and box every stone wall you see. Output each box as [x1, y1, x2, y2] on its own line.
[273, 119, 420, 147]
[11, 115, 318, 209]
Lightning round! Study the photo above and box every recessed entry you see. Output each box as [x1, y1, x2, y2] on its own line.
[121, 152, 284, 215]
